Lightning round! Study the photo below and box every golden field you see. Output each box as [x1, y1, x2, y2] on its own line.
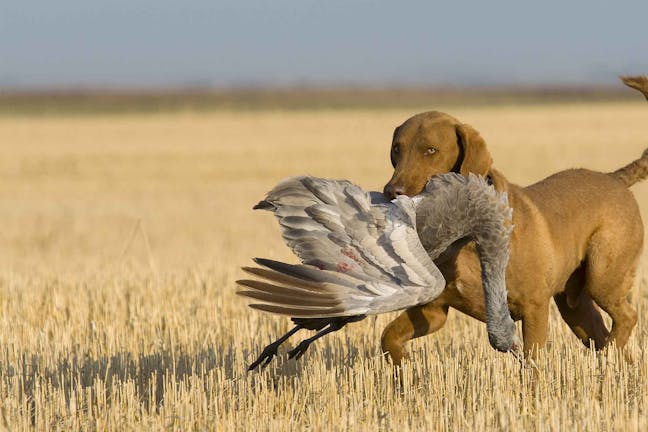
[0, 101, 648, 431]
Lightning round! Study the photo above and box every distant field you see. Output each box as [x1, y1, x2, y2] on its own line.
[0, 101, 647, 430]
[0, 86, 639, 115]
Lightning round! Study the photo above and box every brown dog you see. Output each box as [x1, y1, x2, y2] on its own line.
[381, 76, 648, 363]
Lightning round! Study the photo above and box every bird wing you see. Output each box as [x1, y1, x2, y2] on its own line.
[237, 176, 446, 317]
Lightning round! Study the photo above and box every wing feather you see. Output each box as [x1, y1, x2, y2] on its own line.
[239, 173, 515, 352]
[237, 177, 448, 317]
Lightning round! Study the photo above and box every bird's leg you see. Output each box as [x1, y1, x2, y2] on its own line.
[248, 324, 302, 371]
[287, 320, 347, 360]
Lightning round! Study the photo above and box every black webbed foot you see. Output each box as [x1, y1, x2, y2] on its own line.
[248, 343, 280, 371]
[287, 339, 312, 360]
[248, 324, 303, 371]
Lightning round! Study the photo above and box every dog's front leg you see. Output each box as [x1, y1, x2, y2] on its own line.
[521, 299, 550, 359]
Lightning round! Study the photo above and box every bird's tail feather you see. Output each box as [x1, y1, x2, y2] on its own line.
[236, 258, 370, 318]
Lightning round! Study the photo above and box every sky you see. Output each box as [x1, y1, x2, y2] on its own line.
[1, 0, 647, 89]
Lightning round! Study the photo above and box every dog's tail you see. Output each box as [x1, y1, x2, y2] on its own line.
[609, 75, 648, 187]
[612, 148, 648, 187]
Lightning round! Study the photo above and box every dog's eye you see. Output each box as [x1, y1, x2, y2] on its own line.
[392, 144, 400, 155]
[424, 147, 437, 156]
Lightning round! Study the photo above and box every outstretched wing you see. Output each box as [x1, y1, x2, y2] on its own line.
[237, 176, 446, 317]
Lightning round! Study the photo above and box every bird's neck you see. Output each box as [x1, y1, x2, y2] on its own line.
[415, 174, 516, 350]
[475, 241, 514, 345]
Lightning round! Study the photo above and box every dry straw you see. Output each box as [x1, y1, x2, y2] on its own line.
[0, 103, 647, 430]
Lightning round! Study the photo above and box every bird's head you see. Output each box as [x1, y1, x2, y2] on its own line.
[488, 316, 519, 353]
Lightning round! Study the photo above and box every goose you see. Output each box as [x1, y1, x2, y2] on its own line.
[237, 172, 518, 370]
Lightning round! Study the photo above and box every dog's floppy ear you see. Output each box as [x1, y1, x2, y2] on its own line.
[390, 125, 401, 168]
[455, 123, 492, 176]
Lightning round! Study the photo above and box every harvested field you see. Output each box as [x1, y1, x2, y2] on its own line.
[0, 101, 647, 430]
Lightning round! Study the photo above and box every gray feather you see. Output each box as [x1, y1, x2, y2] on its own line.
[241, 173, 518, 351]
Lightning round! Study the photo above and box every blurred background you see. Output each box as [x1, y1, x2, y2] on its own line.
[1, 1, 647, 270]
[1, 1, 648, 272]
[2, 1, 648, 107]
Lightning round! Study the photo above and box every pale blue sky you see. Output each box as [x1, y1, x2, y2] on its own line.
[1, 1, 647, 88]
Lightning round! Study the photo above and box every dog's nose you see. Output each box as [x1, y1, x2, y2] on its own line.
[383, 183, 406, 199]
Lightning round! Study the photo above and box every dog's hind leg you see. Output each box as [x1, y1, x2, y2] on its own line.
[554, 264, 609, 350]
[554, 292, 609, 350]
[583, 228, 641, 352]
[588, 271, 638, 351]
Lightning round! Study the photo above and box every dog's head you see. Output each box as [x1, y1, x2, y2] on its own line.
[384, 111, 493, 198]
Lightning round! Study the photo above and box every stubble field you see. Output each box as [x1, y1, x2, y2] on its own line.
[0, 101, 647, 430]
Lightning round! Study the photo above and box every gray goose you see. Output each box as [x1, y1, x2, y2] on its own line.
[238, 173, 518, 370]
